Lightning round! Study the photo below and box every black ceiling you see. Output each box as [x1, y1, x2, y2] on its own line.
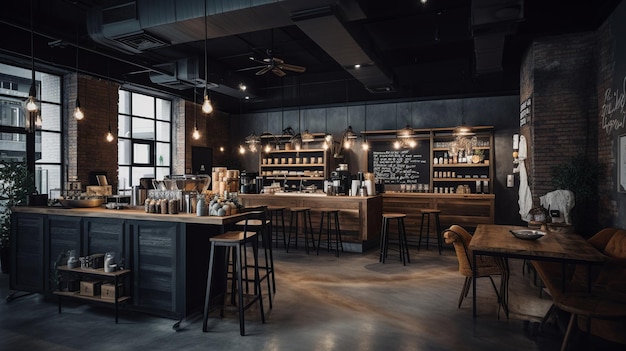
[0, 0, 620, 114]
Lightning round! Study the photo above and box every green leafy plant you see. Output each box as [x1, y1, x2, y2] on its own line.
[551, 153, 600, 235]
[0, 160, 36, 249]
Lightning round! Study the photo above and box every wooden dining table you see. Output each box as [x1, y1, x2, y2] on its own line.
[468, 224, 606, 319]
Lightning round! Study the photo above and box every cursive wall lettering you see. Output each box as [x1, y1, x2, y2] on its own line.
[601, 76, 626, 135]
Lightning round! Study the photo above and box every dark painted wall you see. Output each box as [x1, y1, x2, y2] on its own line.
[232, 95, 523, 225]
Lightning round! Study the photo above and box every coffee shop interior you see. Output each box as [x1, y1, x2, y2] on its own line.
[1, 0, 626, 350]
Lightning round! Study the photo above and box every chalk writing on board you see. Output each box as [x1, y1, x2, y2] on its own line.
[372, 149, 428, 184]
[601, 75, 626, 135]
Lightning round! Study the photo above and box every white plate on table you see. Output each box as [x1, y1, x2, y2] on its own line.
[509, 229, 546, 240]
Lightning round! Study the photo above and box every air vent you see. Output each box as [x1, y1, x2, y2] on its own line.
[115, 32, 168, 51]
[365, 86, 396, 94]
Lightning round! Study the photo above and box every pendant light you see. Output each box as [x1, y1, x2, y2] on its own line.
[342, 82, 357, 149]
[201, 0, 213, 115]
[25, 0, 38, 114]
[323, 109, 332, 150]
[105, 62, 114, 142]
[192, 87, 200, 140]
[73, 22, 84, 120]
[361, 103, 369, 151]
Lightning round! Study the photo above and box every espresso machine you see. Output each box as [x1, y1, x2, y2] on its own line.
[330, 170, 351, 195]
[239, 171, 259, 194]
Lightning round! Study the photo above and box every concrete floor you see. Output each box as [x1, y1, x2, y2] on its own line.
[0, 246, 619, 351]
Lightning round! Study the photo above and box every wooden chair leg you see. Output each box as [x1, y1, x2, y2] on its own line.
[560, 312, 577, 351]
[458, 276, 471, 308]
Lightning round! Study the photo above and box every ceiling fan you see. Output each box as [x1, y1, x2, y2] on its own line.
[248, 49, 306, 77]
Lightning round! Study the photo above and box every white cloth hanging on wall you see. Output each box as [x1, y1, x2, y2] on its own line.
[540, 190, 575, 224]
[517, 135, 533, 222]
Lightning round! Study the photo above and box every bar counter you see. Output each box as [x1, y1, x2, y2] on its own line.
[10, 205, 246, 321]
[238, 193, 383, 252]
[382, 192, 495, 243]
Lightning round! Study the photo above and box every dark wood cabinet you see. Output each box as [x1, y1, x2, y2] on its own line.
[46, 215, 82, 291]
[10, 213, 45, 293]
[130, 220, 182, 318]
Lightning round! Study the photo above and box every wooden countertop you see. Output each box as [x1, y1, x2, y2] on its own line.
[238, 193, 380, 201]
[12, 206, 246, 225]
[382, 192, 495, 199]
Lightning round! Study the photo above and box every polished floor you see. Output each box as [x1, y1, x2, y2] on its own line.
[0, 244, 619, 351]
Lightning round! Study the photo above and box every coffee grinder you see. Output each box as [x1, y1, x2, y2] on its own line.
[239, 171, 259, 194]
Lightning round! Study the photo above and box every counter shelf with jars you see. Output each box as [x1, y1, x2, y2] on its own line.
[259, 148, 328, 182]
[431, 128, 493, 194]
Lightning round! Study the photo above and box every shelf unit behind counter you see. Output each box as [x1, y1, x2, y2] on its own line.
[259, 148, 328, 182]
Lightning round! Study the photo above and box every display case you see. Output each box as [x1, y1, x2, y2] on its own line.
[259, 148, 328, 190]
[431, 127, 493, 194]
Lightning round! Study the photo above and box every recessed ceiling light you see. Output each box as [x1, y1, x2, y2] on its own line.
[238, 83, 247, 91]
[354, 64, 361, 68]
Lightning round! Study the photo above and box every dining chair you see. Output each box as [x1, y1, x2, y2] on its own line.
[443, 225, 505, 309]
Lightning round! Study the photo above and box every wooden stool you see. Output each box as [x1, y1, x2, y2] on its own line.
[287, 207, 316, 254]
[418, 208, 443, 254]
[379, 213, 410, 265]
[316, 209, 343, 257]
[267, 206, 287, 249]
[235, 206, 275, 306]
[202, 211, 265, 336]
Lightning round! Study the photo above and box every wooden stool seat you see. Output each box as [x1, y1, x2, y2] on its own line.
[418, 208, 443, 254]
[379, 213, 410, 265]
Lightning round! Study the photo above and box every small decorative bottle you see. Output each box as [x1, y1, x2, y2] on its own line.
[196, 197, 206, 216]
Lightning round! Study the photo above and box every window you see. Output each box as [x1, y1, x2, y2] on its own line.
[0, 63, 62, 194]
[117, 89, 171, 189]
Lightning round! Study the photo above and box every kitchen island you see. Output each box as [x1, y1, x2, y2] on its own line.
[238, 193, 383, 253]
[10, 206, 246, 321]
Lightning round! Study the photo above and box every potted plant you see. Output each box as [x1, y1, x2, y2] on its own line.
[551, 153, 600, 236]
[0, 160, 36, 273]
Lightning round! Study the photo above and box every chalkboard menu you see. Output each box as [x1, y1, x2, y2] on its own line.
[369, 144, 430, 184]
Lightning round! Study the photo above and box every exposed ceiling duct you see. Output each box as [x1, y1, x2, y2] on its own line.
[292, 6, 394, 93]
[471, 0, 524, 74]
[86, 0, 295, 96]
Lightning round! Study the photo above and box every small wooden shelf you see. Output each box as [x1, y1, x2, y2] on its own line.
[261, 163, 325, 167]
[57, 265, 131, 277]
[53, 290, 131, 304]
[265, 176, 325, 181]
[55, 265, 131, 323]
[262, 148, 325, 153]
[433, 163, 489, 168]
[433, 178, 490, 182]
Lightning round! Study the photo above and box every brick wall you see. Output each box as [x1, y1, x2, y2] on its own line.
[66, 73, 119, 189]
[520, 32, 600, 233]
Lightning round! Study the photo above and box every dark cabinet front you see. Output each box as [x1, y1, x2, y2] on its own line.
[10, 213, 45, 292]
[130, 220, 183, 318]
[46, 215, 82, 291]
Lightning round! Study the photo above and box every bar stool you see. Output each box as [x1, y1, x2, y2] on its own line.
[316, 209, 343, 257]
[235, 206, 275, 305]
[202, 211, 265, 336]
[286, 207, 316, 254]
[379, 213, 410, 265]
[267, 206, 287, 249]
[418, 208, 443, 254]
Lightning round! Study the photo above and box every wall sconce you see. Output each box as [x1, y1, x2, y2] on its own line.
[245, 133, 261, 152]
